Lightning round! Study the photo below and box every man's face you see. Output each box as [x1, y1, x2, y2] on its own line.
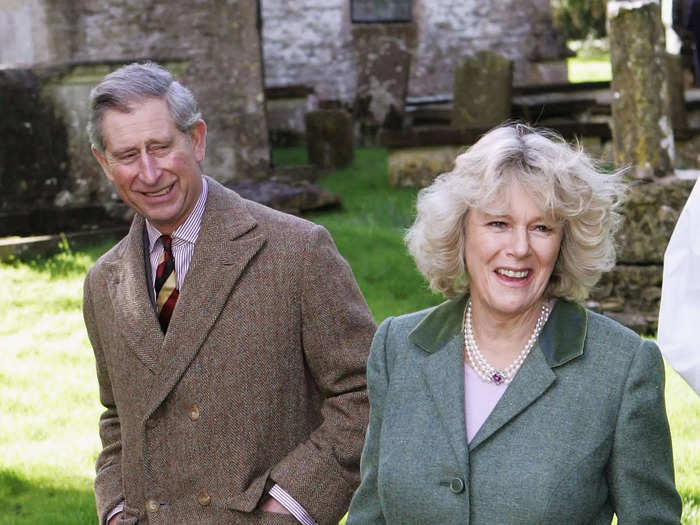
[92, 97, 206, 235]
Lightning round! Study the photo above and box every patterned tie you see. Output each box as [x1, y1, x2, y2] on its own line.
[155, 235, 179, 332]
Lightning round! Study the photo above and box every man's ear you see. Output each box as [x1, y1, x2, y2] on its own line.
[91, 145, 115, 182]
[190, 120, 207, 163]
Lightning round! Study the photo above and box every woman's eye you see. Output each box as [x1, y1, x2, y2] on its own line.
[488, 221, 506, 228]
[534, 224, 552, 233]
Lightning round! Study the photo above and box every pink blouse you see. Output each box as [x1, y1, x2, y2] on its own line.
[464, 363, 508, 443]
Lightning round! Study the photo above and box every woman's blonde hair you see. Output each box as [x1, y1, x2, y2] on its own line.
[405, 123, 625, 302]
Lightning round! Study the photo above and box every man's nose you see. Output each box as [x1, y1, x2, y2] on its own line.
[139, 152, 159, 183]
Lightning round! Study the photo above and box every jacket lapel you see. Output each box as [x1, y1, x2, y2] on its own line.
[144, 178, 266, 419]
[412, 295, 470, 473]
[104, 215, 163, 373]
[409, 294, 588, 455]
[469, 299, 587, 450]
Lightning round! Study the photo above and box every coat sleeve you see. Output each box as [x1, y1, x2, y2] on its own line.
[269, 225, 376, 525]
[345, 317, 393, 525]
[83, 269, 124, 525]
[607, 339, 682, 524]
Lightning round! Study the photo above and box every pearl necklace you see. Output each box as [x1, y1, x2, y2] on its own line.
[463, 299, 551, 385]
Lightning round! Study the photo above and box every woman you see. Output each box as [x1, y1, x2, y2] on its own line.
[346, 124, 681, 524]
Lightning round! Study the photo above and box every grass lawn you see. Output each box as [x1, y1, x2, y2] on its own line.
[1, 148, 698, 523]
[568, 52, 612, 83]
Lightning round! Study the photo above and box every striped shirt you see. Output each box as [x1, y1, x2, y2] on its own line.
[146, 177, 209, 294]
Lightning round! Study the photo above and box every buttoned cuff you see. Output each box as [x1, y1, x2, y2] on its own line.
[105, 501, 124, 524]
[269, 484, 318, 525]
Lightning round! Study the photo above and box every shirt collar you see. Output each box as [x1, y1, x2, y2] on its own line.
[146, 176, 209, 251]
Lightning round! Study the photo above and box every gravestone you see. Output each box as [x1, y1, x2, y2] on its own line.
[352, 23, 416, 128]
[608, 0, 674, 178]
[452, 51, 513, 129]
[305, 110, 354, 170]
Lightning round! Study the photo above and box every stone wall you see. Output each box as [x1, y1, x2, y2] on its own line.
[261, 0, 569, 105]
[261, 0, 357, 101]
[1, 0, 270, 185]
[408, 0, 569, 96]
[588, 178, 695, 333]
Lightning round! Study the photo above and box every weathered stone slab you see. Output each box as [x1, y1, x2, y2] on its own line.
[352, 23, 416, 126]
[305, 110, 354, 169]
[608, 1, 674, 178]
[230, 179, 341, 216]
[388, 146, 461, 188]
[616, 177, 694, 264]
[666, 52, 689, 131]
[266, 85, 315, 147]
[452, 51, 512, 128]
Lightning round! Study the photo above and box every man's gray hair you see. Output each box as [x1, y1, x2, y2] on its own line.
[87, 62, 202, 153]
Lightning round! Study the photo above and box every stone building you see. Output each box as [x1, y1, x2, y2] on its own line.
[262, 0, 569, 131]
[262, 0, 568, 99]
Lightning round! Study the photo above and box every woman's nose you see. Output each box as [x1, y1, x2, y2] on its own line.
[509, 228, 531, 258]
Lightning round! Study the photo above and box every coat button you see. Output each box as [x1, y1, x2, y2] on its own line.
[146, 499, 159, 513]
[449, 477, 465, 494]
[198, 489, 211, 506]
[188, 405, 200, 421]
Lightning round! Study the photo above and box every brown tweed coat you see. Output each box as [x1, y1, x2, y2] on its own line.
[83, 177, 375, 525]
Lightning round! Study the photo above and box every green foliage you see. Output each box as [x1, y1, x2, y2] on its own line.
[0, 149, 698, 523]
[552, 0, 608, 40]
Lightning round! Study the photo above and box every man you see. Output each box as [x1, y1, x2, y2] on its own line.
[83, 62, 375, 525]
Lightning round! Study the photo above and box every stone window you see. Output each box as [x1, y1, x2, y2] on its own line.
[351, 0, 412, 23]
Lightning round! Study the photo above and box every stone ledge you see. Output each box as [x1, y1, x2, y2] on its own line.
[380, 123, 613, 149]
[0, 227, 128, 262]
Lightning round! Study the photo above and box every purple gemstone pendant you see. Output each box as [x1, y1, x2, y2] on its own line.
[492, 372, 504, 384]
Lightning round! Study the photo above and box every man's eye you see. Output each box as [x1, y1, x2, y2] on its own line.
[117, 152, 137, 162]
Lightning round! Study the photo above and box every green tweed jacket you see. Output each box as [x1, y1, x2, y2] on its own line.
[346, 294, 682, 524]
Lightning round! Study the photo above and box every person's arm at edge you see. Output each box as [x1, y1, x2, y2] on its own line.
[345, 317, 393, 525]
[84, 268, 125, 525]
[269, 225, 376, 525]
[606, 339, 682, 523]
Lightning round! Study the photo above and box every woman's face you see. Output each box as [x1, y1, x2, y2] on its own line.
[464, 181, 563, 322]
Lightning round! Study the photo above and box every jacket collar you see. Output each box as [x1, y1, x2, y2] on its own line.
[411, 292, 588, 455]
[408, 292, 587, 368]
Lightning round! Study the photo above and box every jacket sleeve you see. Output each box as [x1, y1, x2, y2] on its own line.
[269, 225, 376, 525]
[345, 317, 393, 525]
[83, 269, 125, 525]
[607, 339, 682, 524]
